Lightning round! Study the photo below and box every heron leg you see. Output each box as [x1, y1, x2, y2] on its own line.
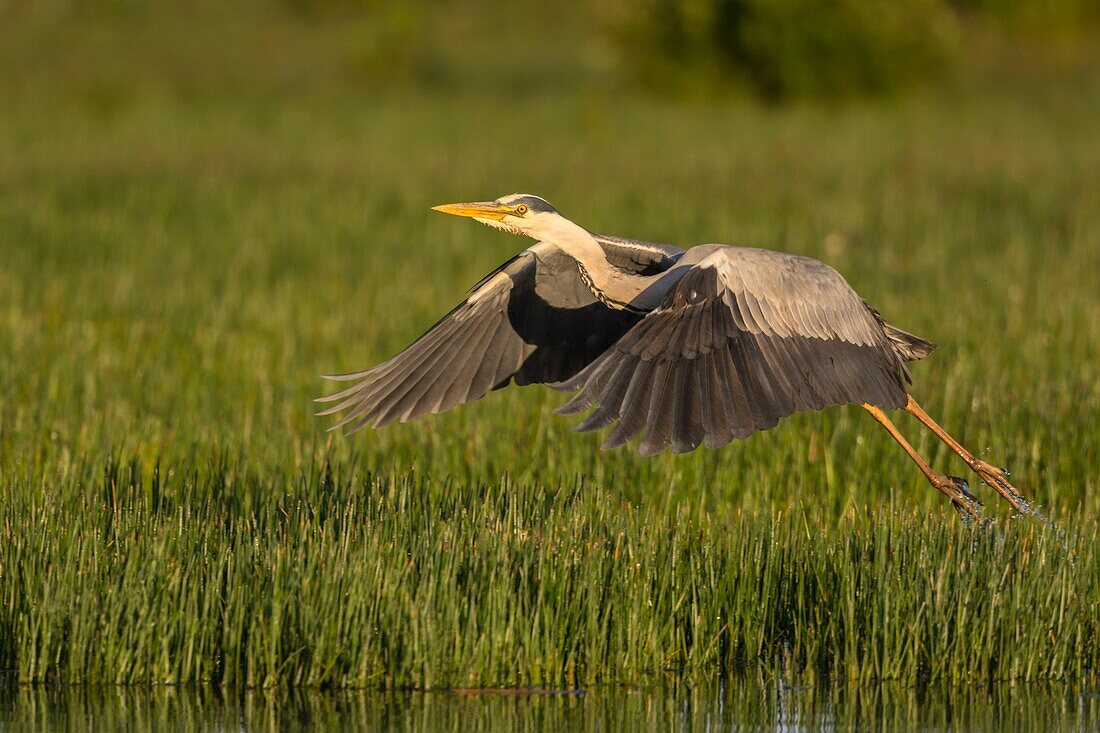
[903, 395, 1032, 515]
[861, 403, 983, 520]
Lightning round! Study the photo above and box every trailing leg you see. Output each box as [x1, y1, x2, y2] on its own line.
[862, 403, 983, 520]
[903, 395, 1032, 514]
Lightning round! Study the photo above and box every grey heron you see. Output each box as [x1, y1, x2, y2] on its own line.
[317, 194, 1033, 519]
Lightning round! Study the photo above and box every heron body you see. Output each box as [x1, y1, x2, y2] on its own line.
[319, 194, 1033, 519]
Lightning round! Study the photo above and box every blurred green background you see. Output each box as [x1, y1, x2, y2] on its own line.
[3, 0, 1098, 101]
[0, 0, 1098, 688]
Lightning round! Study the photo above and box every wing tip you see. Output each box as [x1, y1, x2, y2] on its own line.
[320, 372, 367, 382]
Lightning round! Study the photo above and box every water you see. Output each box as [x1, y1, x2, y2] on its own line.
[2, 680, 1097, 731]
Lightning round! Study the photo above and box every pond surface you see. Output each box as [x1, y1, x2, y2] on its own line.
[2, 680, 1097, 731]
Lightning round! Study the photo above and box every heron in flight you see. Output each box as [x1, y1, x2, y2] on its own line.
[318, 194, 1033, 519]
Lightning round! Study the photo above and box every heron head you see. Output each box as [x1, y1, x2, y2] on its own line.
[432, 194, 560, 239]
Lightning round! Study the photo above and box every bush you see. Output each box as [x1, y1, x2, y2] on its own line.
[605, 0, 963, 100]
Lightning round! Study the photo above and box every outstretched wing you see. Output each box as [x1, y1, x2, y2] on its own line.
[317, 242, 653, 432]
[556, 245, 908, 455]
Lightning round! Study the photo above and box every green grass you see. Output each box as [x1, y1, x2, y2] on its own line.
[0, 2, 1098, 688]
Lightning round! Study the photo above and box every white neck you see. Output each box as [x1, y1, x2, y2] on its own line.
[538, 215, 667, 311]
[537, 215, 606, 269]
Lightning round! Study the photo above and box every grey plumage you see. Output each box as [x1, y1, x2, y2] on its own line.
[316, 241, 651, 432]
[318, 194, 934, 455]
[554, 246, 912, 454]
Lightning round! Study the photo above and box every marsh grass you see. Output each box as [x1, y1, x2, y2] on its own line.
[0, 2, 1098, 688]
[4, 459, 1099, 687]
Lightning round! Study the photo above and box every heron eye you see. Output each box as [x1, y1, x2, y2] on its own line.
[514, 204, 529, 215]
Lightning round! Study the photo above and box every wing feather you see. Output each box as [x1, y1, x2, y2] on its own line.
[601, 358, 656, 450]
[317, 242, 650, 433]
[639, 360, 677, 456]
[557, 246, 909, 454]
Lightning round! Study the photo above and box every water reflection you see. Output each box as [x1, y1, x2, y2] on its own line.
[1, 679, 1097, 731]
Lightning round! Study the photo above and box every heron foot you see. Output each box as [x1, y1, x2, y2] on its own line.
[932, 474, 984, 521]
[971, 459, 1031, 515]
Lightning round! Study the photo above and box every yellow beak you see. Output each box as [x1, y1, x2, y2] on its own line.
[431, 201, 515, 221]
